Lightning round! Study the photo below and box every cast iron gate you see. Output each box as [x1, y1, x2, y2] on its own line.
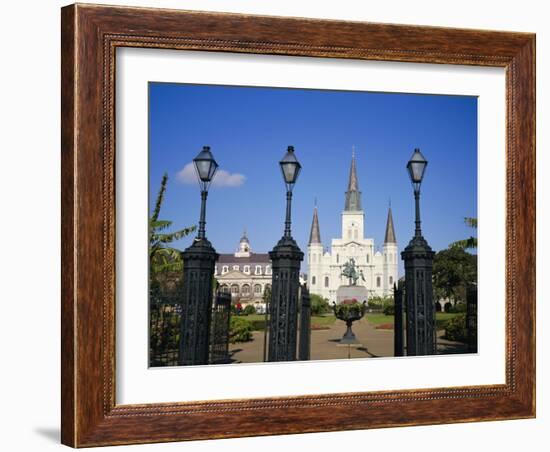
[298, 284, 311, 361]
[210, 292, 232, 364]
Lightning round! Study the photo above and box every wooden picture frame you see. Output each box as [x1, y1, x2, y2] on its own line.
[61, 3, 535, 447]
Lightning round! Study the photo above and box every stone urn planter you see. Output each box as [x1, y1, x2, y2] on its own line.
[332, 299, 367, 344]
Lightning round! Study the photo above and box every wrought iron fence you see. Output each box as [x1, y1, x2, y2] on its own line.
[149, 289, 182, 367]
[393, 282, 405, 357]
[298, 284, 311, 361]
[149, 288, 232, 367]
[210, 292, 232, 364]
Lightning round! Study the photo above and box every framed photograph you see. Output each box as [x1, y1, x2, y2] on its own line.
[61, 3, 535, 447]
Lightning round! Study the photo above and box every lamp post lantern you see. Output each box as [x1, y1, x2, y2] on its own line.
[178, 146, 220, 366]
[268, 146, 304, 362]
[401, 148, 436, 356]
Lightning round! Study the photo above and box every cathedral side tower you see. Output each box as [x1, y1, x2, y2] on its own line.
[307, 205, 325, 295]
[382, 206, 398, 295]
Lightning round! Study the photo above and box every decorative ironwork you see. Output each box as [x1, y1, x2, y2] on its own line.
[210, 291, 232, 364]
[401, 235, 436, 355]
[298, 284, 311, 360]
[466, 284, 478, 353]
[268, 236, 304, 362]
[178, 238, 219, 366]
[393, 282, 405, 357]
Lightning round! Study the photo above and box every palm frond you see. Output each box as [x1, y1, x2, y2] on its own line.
[464, 217, 477, 229]
[150, 247, 183, 273]
[156, 226, 197, 244]
[151, 173, 168, 222]
[150, 219, 173, 232]
[450, 237, 478, 250]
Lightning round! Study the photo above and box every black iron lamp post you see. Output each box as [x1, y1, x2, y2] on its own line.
[178, 146, 220, 366]
[401, 148, 436, 356]
[268, 146, 304, 362]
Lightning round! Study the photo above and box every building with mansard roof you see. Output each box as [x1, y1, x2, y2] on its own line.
[307, 151, 398, 302]
[214, 231, 272, 308]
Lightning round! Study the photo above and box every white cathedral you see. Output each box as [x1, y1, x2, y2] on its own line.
[307, 152, 398, 302]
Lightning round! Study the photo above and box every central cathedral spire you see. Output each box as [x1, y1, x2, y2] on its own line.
[344, 146, 362, 211]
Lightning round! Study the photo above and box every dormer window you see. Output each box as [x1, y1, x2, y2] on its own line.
[255, 265, 262, 275]
[265, 265, 272, 275]
[243, 265, 250, 274]
[222, 265, 229, 274]
[233, 265, 239, 271]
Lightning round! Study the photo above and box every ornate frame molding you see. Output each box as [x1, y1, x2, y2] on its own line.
[61, 4, 535, 447]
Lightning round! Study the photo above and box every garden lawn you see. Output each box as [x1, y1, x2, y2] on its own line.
[365, 312, 462, 330]
[237, 313, 336, 331]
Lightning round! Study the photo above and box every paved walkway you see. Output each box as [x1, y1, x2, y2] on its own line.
[228, 318, 467, 363]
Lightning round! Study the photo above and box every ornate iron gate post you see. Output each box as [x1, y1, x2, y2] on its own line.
[178, 239, 218, 366]
[268, 236, 304, 362]
[210, 291, 232, 364]
[402, 149, 436, 356]
[298, 284, 311, 361]
[401, 236, 436, 356]
[393, 282, 405, 357]
[466, 284, 478, 353]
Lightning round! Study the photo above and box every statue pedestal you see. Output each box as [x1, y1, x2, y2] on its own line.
[336, 285, 369, 304]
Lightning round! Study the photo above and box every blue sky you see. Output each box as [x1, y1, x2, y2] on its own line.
[149, 83, 477, 275]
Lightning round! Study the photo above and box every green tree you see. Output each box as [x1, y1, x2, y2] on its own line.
[433, 247, 477, 303]
[149, 173, 196, 274]
[450, 217, 478, 250]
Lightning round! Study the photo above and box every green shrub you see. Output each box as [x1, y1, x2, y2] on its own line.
[444, 313, 467, 342]
[368, 295, 392, 307]
[229, 317, 253, 343]
[249, 319, 267, 331]
[383, 304, 395, 316]
[310, 294, 330, 316]
[368, 299, 383, 309]
[435, 301, 442, 312]
[444, 301, 453, 313]
[453, 302, 467, 313]
[242, 304, 256, 316]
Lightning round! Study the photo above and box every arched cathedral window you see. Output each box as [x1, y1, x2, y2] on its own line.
[312, 276, 316, 285]
[389, 276, 394, 285]
[324, 276, 329, 287]
[376, 276, 381, 287]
